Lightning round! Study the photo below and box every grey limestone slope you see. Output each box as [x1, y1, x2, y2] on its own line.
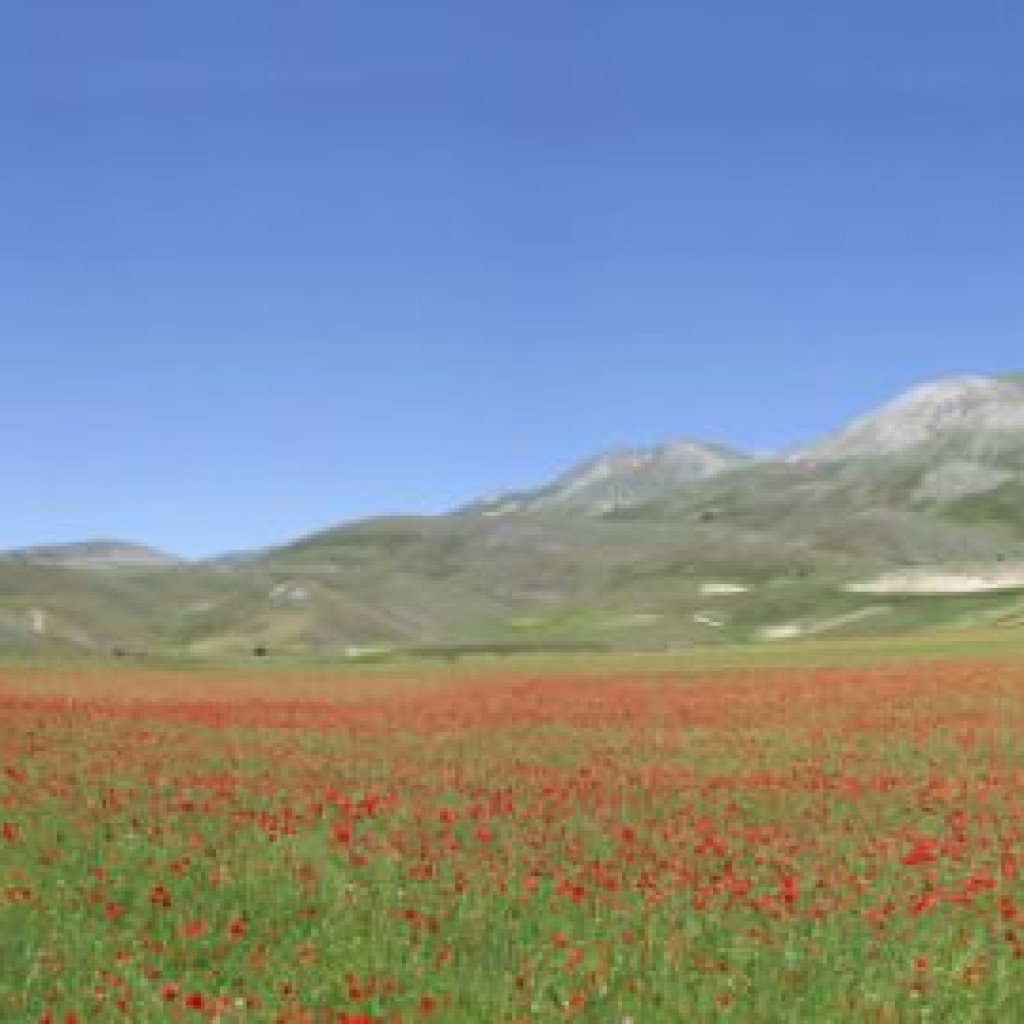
[0, 540, 183, 571]
[789, 375, 1024, 465]
[465, 440, 750, 517]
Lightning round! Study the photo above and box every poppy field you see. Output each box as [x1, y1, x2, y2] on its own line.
[5, 657, 1024, 1022]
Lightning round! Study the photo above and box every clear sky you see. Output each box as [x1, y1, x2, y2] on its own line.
[3, 1, 1022, 557]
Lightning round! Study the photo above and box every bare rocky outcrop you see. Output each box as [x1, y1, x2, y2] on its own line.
[468, 440, 750, 517]
[791, 376, 1024, 463]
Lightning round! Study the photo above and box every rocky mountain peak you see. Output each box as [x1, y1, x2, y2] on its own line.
[792, 374, 1024, 462]
[0, 540, 183, 570]
[469, 439, 749, 517]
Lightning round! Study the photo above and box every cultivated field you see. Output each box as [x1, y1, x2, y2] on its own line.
[5, 648, 1024, 1021]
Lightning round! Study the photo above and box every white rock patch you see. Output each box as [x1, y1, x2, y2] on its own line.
[846, 570, 1024, 595]
[699, 582, 751, 595]
[758, 606, 890, 640]
[693, 613, 725, 628]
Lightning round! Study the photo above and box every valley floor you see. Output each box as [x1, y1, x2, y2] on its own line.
[4, 642, 1024, 1021]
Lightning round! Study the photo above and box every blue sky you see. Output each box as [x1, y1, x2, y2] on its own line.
[3, 1, 1022, 557]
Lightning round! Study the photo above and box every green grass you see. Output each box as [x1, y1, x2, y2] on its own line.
[942, 481, 1024, 537]
[7, 656, 1024, 1020]
[5, 618, 1024, 691]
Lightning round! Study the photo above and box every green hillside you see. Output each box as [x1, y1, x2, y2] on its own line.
[3, 374, 1024, 660]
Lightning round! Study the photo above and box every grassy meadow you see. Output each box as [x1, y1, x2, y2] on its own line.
[4, 632, 1024, 1021]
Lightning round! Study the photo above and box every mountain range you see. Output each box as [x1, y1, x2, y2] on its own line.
[4, 372, 1024, 657]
